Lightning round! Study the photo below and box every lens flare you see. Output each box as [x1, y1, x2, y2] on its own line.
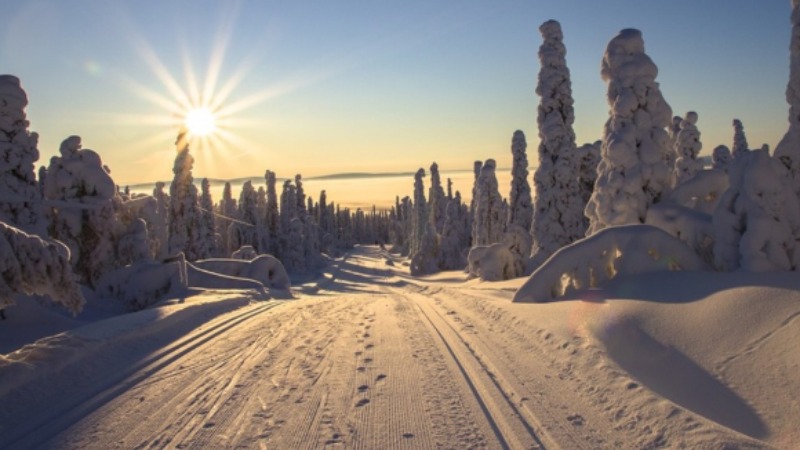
[185, 107, 217, 136]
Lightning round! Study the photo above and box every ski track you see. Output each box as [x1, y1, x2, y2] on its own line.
[3, 246, 771, 449]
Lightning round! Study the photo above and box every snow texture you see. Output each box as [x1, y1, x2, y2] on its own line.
[713, 149, 800, 271]
[532, 21, 585, 267]
[0, 220, 84, 314]
[0, 75, 47, 237]
[513, 224, 708, 302]
[585, 29, 674, 235]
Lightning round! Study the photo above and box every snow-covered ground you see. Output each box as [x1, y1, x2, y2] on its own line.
[1, 246, 796, 449]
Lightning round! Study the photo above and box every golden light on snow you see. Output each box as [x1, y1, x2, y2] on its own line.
[185, 107, 217, 137]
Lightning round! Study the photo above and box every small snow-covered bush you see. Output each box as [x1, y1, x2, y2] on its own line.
[0, 220, 84, 315]
[231, 245, 257, 260]
[95, 258, 187, 311]
[467, 242, 517, 282]
[192, 255, 291, 291]
[513, 225, 708, 302]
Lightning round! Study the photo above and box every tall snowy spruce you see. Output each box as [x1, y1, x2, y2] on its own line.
[409, 168, 438, 275]
[428, 162, 447, 234]
[673, 111, 704, 185]
[585, 29, 674, 234]
[775, 0, 800, 196]
[472, 159, 504, 246]
[507, 130, 532, 232]
[197, 178, 217, 259]
[45, 136, 118, 286]
[168, 130, 202, 260]
[151, 181, 170, 259]
[217, 181, 236, 256]
[0, 75, 47, 236]
[264, 170, 280, 255]
[712, 145, 733, 172]
[531, 20, 585, 266]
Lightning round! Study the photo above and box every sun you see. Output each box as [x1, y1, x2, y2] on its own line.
[185, 107, 217, 137]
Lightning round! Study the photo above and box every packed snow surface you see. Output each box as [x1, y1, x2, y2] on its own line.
[0, 246, 796, 449]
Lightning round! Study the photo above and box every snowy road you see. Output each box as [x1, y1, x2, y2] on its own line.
[3, 246, 774, 449]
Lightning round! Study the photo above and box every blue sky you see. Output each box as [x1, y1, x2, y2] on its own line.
[1, 0, 792, 184]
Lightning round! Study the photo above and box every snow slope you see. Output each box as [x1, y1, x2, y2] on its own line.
[0, 246, 796, 449]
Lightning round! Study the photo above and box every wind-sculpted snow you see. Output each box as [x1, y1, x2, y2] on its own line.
[513, 225, 708, 302]
[95, 258, 187, 311]
[192, 255, 291, 293]
[0, 220, 84, 314]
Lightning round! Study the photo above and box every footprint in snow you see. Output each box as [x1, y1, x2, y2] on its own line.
[355, 398, 370, 407]
[567, 414, 585, 426]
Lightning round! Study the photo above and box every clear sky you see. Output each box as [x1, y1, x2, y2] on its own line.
[1, 0, 793, 185]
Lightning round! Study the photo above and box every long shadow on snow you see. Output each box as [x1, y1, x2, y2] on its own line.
[600, 319, 768, 439]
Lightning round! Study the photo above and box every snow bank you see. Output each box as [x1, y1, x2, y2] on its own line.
[513, 225, 708, 302]
[192, 255, 292, 292]
[95, 259, 187, 311]
[467, 242, 516, 282]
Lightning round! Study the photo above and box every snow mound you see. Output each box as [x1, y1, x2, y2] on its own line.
[513, 225, 708, 302]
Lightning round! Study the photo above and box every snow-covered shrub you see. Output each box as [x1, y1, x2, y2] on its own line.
[117, 218, 150, 266]
[673, 111, 703, 186]
[713, 150, 800, 271]
[94, 258, 187, 311]
[472, 159, 504, 246]
[712, 145, 732, 172]
[192, 255, 291, 291]
[512, 225, 708, 303]
[0, 75, 47, 237]
[667, 169, 729, 214]
[0, 220, 84, 314]
[532, 20, 585, 264]
[231, 245, 257, 260]
[467, 243, 516, 282]
[585, 29, 674, 234]
[45, 136, 119, 286]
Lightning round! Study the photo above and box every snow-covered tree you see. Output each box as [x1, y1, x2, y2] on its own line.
[507, 130, 532, 232]
[576, 141, 601, 211]
[230, 180, 266, 254]
[775, 0, 800, 196]
[438, 200, 466, 270]
[732, 119, 750, 159]
[0, 75, 47, 236]
[217, 181, 236, 256]
[428, 162, 447, 233]
[673, 111, 704, 186]
[45, 136, 118, 286]
[713, 150, 800, 271]
[409, 168, 428, 258]
[472, 159, 504, 246]
[168, 130, 202, 260]
[585, 29, 674, 235]
[0, 220, 84, 315]
[712, 145, 733, 172]
[197, 178, 216, 259]
[151, 182, 169, 259]
[264, 170, 279, 255]
[531, 20, 585, 265]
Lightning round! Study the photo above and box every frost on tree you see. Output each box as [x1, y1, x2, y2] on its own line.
[168, 130, 202, 261]
[585, 29, 674, 235]
[0, 75, 47, 237]
[713, 150, 800, 271]
[513, 225, 708, 302]
[0, 220, 84, 315]
[531, 20, 585, 267]
[712, 145, 732, 172]
[775, 0, 800, 196]
[45, 136, 119, 286]
[472, 159, 504, 246]
[732, 119, 749, 159]
[673, 111, 704, 186]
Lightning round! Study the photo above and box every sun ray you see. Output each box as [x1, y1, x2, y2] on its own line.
[131, 34, 193, 111]
[181, 45, 202, 108]
[202, 2, 240, 109]
[118, 74, 186, 116]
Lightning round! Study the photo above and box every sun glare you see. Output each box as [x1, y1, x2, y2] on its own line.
[185, 107, 217, 136]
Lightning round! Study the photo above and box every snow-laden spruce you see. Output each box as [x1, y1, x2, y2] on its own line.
[732, 119, 749, 159]
[264, 171, 279, 256]
[168, 130, 202, 261]
[428, 162, 447, 234]
[0, 220, 85, 315]
[0, 75, 48, 237]
[713, 149, 800, 271]
[45, 136, 118, 286]
[507, 130, 532, 232]
[217, 181, 235, 256]
[576, 141, 601, 219]
[198, 178, 217, 259]
[472, 159, 504, 246]
[585, 29, 674, 234]
[531, 20, 585, 266]
[673, 111, 704, 185]
[775, 0, 800, 195]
